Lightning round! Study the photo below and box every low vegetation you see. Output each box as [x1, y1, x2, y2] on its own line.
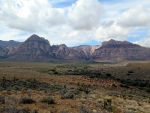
[0, 61, 150, 113]
[19, 97, 36, 104]
[0, 77, 62, 92]
[41, 96, 55, 104]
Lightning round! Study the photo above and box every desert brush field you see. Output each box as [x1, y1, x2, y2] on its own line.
[0, 61, 150, 113]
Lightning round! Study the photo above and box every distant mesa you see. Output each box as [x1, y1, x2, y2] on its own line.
[0, 34, 150, 62]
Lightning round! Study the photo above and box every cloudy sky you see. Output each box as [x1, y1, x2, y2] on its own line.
[0, 0, 150, 47]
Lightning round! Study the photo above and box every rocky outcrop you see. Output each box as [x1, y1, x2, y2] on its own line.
[51, 44, 86, 60]
[93, 39, 150, 62]
[73, 45, 100, 60]
[0, 40, 21, 55]
[8, 34, 52, 61]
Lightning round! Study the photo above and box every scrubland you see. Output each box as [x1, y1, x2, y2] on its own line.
[0, 61, 150, 113]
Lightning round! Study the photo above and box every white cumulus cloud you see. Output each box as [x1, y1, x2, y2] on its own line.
[95, 22, 130, 41]
[118, 5, 150, 27]
[0, 0, 150, 47]
[68, 0, 101, 30]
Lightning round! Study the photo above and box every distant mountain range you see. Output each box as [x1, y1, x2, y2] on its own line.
[0, 34, 150, 62]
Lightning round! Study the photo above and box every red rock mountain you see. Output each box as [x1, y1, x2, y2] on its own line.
[93, 39, 150, 62]
[8, 34, 52, 61]
[73, 45, 100, 60]
[0, 35, 150, 62]
[51, 44, 88, 60]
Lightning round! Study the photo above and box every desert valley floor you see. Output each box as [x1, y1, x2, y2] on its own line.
[0, 61, 150, 113]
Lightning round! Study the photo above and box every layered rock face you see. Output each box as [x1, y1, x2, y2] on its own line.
[0, 40, 21, 55]
[73, 45, 100, 60]
[51, 44, 86, 60]
[0, 35, 150, 62]
[6, 34, 88, 61]
[93, 39, 150, 62]
[8, 34, 51, 61]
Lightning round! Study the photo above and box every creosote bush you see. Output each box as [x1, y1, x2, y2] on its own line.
[0, 96, 5, 104]
[78, 84, 90, 94]
[19, 97, 36, 104]
[61, 92, 74, 99]
[0, 77, 62, 92]
[60, 85, 78, 99]
[41, 96, 55, 104]
[80, 106, 94, 113]
[0, 107, 38, 113]
[104, 98, 112, 112]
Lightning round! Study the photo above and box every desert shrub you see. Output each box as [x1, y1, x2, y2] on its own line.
[0, 77, 7, 89]
[78, 84, 90, 94]
[53, 70, 59, 74]
[104, 98, 112, 112]
[61, 92, 74, 99]
[106, 73, 112, 77]
[120, 79, 150, 90]
[128, 70, 134, 74]
[88, 72, 114, 79]
[0, 96, 5, 104]
[80, 106, 94, 113]
[60, 111, 69, 113]
[0, 108, 30, 113]
[32, 110, 38, 113]
[41, 97, 55, 104]
[25, 79, 39, 89]
[0, 78, 62, 92]
[0, 107, 38, 113]
[50, 68, 59, 75]
[127, 70, 134, 76]
[19, 97, 36, 104]
[60, 86, 79, 99]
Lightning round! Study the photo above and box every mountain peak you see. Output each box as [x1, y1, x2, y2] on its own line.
[108, 39, 116, 42]
[26, 34, 46, 41]
[8, 34, 51, 61]
[101, 39, 139, 48]
[0, 34, 149, 62]
[29, 34, 40, 38]
[25, 34, 50, 46]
